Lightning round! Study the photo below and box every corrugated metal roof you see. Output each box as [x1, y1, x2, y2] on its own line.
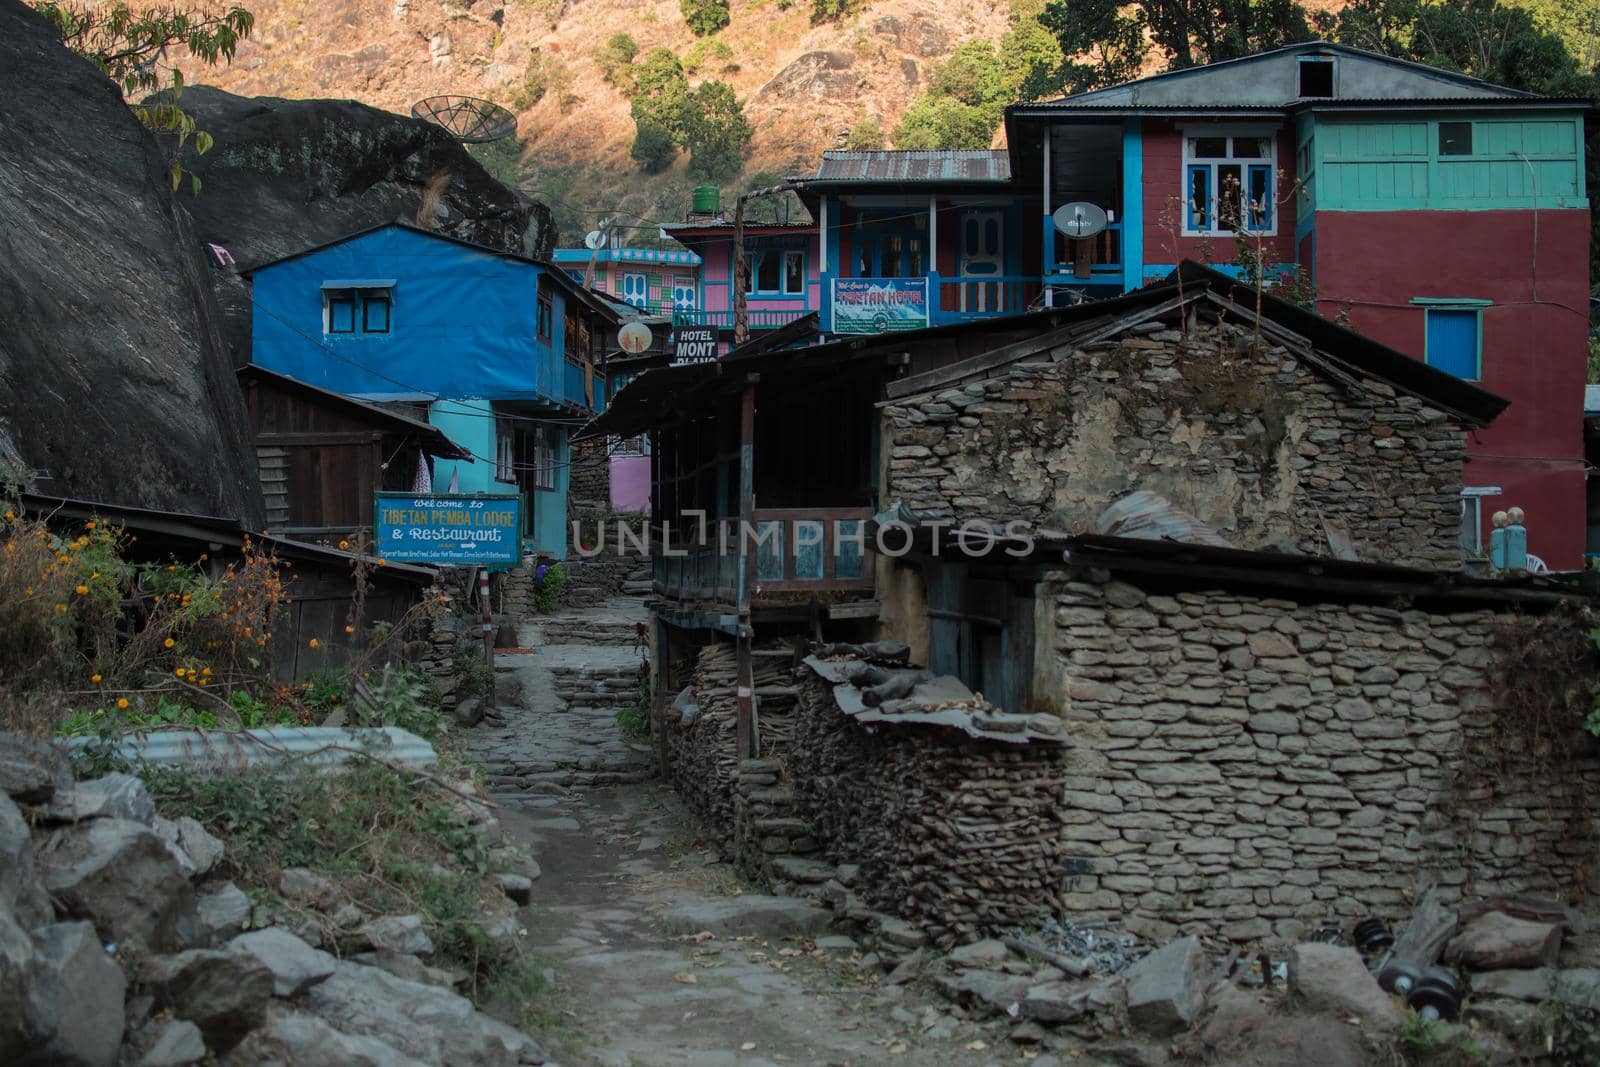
[62, 727, 439, 770]
[814, 150, 1010, 183]
[1093, 491, 1235, 547]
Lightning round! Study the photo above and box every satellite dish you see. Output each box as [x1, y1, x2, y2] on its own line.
[584, 230, 605, 250]
[618, 322, 652, 355]
[1053, 202, 1109, 239]
[411, 95, 518, 143]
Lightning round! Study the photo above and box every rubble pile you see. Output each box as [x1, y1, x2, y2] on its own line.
[0, 732, 548, 1067]
[787, 657, 1068, 947]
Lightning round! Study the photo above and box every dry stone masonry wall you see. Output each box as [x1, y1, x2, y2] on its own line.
[883, 319, 1467, 570]
[1048, 570, 1600, 943]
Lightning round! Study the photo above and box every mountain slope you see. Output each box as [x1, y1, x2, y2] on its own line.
[177, 0, 1011, 239]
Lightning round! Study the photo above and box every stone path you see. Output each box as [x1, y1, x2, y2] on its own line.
[458, 597, 1027, 1067]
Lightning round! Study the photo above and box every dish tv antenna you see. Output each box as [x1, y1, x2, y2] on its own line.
[1052, 202, 1108, 280]
[410, 95, 518, 143]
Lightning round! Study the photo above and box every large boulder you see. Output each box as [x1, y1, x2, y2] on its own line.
[1124, 935, 1207, 1037]
[0, 792, 50, 928]
[1444, 911, 1564, 970]
[42, 772, 156, 825]
[0, 1, 262, 522]
[228, 927, 337, 997]
[18, 921, 127, 1067]
[221, 1006, 429, 1067]
[0, 732, 70, 804]
[302, 960, 515, 1066]
[151, 815, 225, 879]
[1289, 943, 1402, 1031]
[142, 948, 273, 1052]
[175, 86, 552, 363]
[36, 817, 196, 951]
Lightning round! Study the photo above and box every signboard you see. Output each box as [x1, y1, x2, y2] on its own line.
[832, 278, 929, 335]
[672, 326, 718, 366]
[373, 493, 522, 566]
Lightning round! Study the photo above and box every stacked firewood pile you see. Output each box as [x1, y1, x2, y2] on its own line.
[789, 667, 1069, 946]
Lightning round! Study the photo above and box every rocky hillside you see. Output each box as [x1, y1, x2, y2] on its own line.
[176, 0, 1013, 239]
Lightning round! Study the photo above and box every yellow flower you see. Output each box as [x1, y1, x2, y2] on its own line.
[85, 521, 95, 530]
[75, 584, 89, 595]
[173, 668, 184, 678]
[201, 667, 212, 676]
[116, 698, 128, 710]
[23, 587, 32, 596]
[90, 673, 102, 684]
[90, 572, 99, 580]
[338, 540, 350, 550]
[344, 625, 354, 634]
[54, 603, 67, 614]
[308, 638, 319, 649]
[2, 510, 13, 521]
[163, 637, 175, 649]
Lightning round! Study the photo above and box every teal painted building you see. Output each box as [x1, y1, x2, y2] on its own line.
[245, 222, 619, 560]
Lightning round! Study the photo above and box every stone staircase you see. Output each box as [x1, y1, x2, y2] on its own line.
[562, 551, 652, 609]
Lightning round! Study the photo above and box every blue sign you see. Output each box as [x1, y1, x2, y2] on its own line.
[374, 493, 522, 566]
[832, 278, 929, 335]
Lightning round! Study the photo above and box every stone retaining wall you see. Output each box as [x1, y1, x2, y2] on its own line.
[882, 319, 1467, 570]
[1049, 570, 1600, 943]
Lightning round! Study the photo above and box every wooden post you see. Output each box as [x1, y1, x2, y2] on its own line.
[732, 195, 749, 348]
[478, 567, 496, 709]
[734, 377, 757, 757]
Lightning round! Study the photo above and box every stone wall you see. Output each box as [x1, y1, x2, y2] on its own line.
[1048, 570, 1600, 943]
[569, 438, 610, 515]
[882, 318, 1467, 570]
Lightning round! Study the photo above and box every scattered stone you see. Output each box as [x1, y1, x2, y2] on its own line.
[770, 857, 836, 884]
[1471, 968, 1553, 1002]
[1024, 981, 1088, 1023]
[453, 697, 485, 729]
[29, 920, 127, 1067]
[660, 895, 832, 937]
[1010, 1020, 1047, 1044]
[944, 939, 1011, 969]
[135, 1019, 206, 1067]
[220, 1006, 429, 1067]
[1123, 935, 1205, 1037]
[885, 948, 925, 985]
[142, 949, 274, 1052]
[194, 882, 252, 943]
[42, 772, 155, 824]
[479, 1015, 547, 1065]
[303, 960, 510, 1065]
[494, 873, 534, 905]
[1444, 911, 1563, 970]
[228, 927, 337, 997]
[815, 935, 858, 954]
[1288, 943, 1400, 1031]
[876, 916, 929, 949]
[949, 969, 1032, 1014]
[151, 816, 225, 879]
[0, 733, 66, 803]
[37, 817, 195, 951]
[278, 868, 339, 911]
[350, 950, 467, 990]
[358, 914, 435, 956]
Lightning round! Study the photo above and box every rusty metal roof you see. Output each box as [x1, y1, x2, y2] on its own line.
[813, 150, 1011, 184]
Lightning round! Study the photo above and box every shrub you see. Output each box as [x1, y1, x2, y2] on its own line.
[683, 38, 734, 75]
[810, 0, 861, 24]
[596, 32, 639, 93]
[893, 95, 997, 149]
[534, 562, 566, 613]
[844, 118, 884, 150]
[510, 49, 572, 111]
[680, 0, 730, 36]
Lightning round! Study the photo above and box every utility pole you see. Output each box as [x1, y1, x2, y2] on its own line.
[732, 180, 807, 348]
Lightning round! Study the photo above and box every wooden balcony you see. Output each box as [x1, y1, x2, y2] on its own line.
[653, 507, 874, 607]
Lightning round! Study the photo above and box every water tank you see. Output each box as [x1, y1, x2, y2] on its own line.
[692, 184, 720, 215]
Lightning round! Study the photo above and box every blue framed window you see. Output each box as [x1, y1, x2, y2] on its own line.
[326, 292, 356, 334]
[1182, 130, 1277, 235]
[1417, 299, 1489, 381]
[323, 285, 391, 335]
[747, 250, 805, 295]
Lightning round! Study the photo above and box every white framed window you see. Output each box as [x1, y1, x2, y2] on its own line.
[495, 419, 515, 483]
[1182, 128, 1278, 236]
[532, 425, 556, 491]
[746, 250, 805, 296]
[672, 276, 697, 310]
[1461, 486, 1502, 559]
[620, 272, 649, 309]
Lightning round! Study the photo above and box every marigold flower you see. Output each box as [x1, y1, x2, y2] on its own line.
[308, 638, 319, 649]
[116, 698, 129, 710]
[90, 673, 102, 684]
[201, 667, 212, 676]
[338, 540, 350, 550]
[2, 510, 12, 521]
[75, 584, 89, 595]
[173, 668, 184, 678]
[54, 603, 67, 614]
[84, 521, 95, 530]
[23, 587, 33, 596]
[344, 625, 354, 634]
[163, 637, 175, 649]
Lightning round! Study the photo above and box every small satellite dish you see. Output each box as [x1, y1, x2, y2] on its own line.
[584, 230, 605, 250]
[618, 322, 652, 355]
[1053, 202, 1109, 239]
[411, 95, 518, 143]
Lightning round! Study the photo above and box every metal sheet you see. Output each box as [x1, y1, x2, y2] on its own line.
[62, 727, 438, 770]
[1094, 490, 1235, 547]
[815, 149, 1011, 183]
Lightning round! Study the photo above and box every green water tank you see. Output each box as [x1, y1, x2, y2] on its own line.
[692, 184, 720, 215]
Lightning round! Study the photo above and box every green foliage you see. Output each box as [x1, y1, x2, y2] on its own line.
[680, 0, 730, 37]
[1545, 976, 1600, 1065]
[682, 80, 752, 181]
[596, 32, 640, 94]
[28, 2, 254, 195]
[631, 119, 679, 172]
[1589, 337, 1600, 385]
[625, 50, 751, 180]
[468, 136, 527, 188]
[843, 118, 884, 150]
[510, 48, 573, 111]
[810, 0, 861, 25]
[534, 563, 566, 614]
[684, 38, 735, 75]
[616, 666, 650, 741]
[740, 171, 807, 224]
[361, 663, 445, 740]
[455, 649, 494, 705]
[893, 95, 998, 150]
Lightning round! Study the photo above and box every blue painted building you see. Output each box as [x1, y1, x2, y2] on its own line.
[550, 245, 703, 316]
[245, 222, 619, 559]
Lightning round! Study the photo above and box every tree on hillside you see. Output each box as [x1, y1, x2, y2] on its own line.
[682, 80, 752, 181]
[26, 1, 254, 194]
[1039, 0, 1310, 89]
[595, 32, 639, 94]
[681, 0, 730, 37]
[631, 119, 678, 173]
[893, 96, 997, 150]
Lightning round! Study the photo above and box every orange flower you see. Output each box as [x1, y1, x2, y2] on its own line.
[85, 521, 95, 530]
[116, 698, 128, 710]
[75, 584, 89, 595]
[201, 667, 212, 676]
[338, 540, 350, 550]
[308, 638, 319, 649]
[173, 668, 184, 678]
[54, 603, 67, 614]
[2, 510, 13, 521]
[163, 637, 175, 649]
[90, 673, 102, 684]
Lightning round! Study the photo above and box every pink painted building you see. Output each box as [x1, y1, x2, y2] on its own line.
[659, 222, 822, 354]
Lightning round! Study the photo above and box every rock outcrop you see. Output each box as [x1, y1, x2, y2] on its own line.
[0, 0, 263, 524]
[177, 85, 554, 361]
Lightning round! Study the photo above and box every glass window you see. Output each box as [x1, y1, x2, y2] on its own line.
[906, 237, 924, 278]
[536, 293, 553, 339]
[1182, 130, 1277, 234]
[983, 219, 999, 255]
[361, 290, 391, 333]
[754, 251, 780, 292]
[883, 235, 903, 278]
[325, 290, 356, 334]
[858, 240, 872, 277]
[782, 251, 804, 295]
[532, 425, 556, 491]
[620, 272, 648, 308]
[1439, 122, 1473, 156]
